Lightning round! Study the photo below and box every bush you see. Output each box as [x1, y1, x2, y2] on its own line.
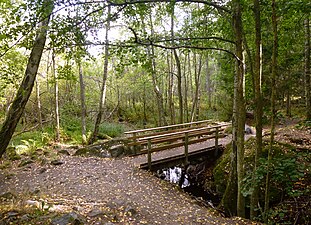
[98, 122, 125, 138]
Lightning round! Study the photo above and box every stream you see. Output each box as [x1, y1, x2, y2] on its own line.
[155, 165, 220, 208]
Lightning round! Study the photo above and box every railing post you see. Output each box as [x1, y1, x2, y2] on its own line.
[148, 139, 152, 171]
[184, 132, 189, 165]
[215, 127, 219, 156]
[133, 133, 137, 154]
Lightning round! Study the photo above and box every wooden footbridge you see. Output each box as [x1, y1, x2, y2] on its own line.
[124, 120, 230, 170]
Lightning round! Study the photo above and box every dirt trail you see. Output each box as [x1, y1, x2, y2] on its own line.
[0, 138, 253, 224]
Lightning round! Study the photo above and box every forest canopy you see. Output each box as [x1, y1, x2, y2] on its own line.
[0, 0, 310, 223]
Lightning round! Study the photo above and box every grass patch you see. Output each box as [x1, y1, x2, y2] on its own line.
[98, 122, 125, 138]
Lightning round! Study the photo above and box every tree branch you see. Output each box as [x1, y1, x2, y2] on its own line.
[107, 0, 231, 13]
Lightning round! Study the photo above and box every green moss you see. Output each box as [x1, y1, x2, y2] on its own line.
[213, 144, 232, 195]
[0, 161, 11, 169]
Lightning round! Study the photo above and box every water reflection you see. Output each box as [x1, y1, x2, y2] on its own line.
[157, 167, 190, 188]
[156, 165, 220, 208]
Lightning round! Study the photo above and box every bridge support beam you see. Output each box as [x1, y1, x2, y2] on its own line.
[215, 127, 219, 156]
[148, 139, 152, 170]
[184, 132, 189, 165]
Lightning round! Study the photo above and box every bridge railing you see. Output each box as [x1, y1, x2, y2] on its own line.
[125, 121, 230, 170]
[124, 120, 213, 145]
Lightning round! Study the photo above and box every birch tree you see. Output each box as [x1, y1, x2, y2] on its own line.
[0, 0, 54, 157]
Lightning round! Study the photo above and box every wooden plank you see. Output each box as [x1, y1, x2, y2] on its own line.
[137, 134, 226, 155]
[124, 120, 212, 135]
[127, 128, 225, 147]
[140, 145, 223, 169]
[139, 124, 228, 141]
[126, 124, 208, 140]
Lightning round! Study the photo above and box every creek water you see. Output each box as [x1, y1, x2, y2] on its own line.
[156, 165, 220, 207]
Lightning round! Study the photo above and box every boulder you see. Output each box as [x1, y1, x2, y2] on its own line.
[51, 212, 85, 225]
[74, 137, 133, 158]
[124, 205, 137, 216]
[74, 147, 102, 157]
[110, 144, 125, 157]
[87, 208, 104, 217]
[58, 149, 70, 156]
[245, 124, 254, 134]
[0, 192, 16, 200]
[4, 147, 21, 160]
[51, 160, 64, 166]
[18, 159, 34, 167]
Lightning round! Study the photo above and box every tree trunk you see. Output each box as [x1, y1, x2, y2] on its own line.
[52, 52, 60, 142]
[171, 4, 183, 124]
[0, 1, 53, 157]
[305, 18, 311, 120]
[191, 54, 202, 122]
[147, 13, 167, 126]
[88, 6, 111, 144]
[168, 52, 175, 124]
[250, 0, 263, 219]
[36, 78, 43, 131]
[183, 52, 189, 122]
[206, 56, 212, 109]
[233, 0, 246, 217]
[78, 61, 87, 144]
[264, 0, 278, 221]
[221, 1, 245, 217]
[286, 84, 291, 117]
[174, 50, 183, 124]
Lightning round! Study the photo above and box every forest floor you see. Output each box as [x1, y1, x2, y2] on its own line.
[0, 118, 310, 225]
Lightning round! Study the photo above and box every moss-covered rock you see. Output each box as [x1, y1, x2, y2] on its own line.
[73, 138, 134, 158]
[74, 147, 102, 157]
[4, 147, 21, 161]
[213, 144, 231, 196]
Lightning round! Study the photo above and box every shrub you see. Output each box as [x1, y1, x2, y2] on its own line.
[98, 122, 125, 138]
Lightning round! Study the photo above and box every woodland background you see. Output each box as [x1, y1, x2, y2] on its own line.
[0, 0, 310, 224]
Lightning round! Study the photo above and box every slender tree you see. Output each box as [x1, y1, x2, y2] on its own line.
[0, 0, 53, 157]
[250, 0, 263, 219]
[233, 0, 246, 217]
[88, 5, 111, 144]
[78, 60, 87, 144]
[171, 3, 183, 124]
[146, 11, 167, 126]
[52, 51, 60, 142]
[264, 0, 278, 221]
[305, 18, 311, 120]
[35, 77, 43, 131]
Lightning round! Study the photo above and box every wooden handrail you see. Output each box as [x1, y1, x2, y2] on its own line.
[126, 124, 209, 140]
[138, 123, 229, 141]
[124, 120, 212, 134]
[125, 121, 230, 170]
[127, 129, 221, 147]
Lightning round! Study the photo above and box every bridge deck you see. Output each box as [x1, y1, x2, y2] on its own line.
[131, 134, 232, 169]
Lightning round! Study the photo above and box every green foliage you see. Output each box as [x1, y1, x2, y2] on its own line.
[98, 122, 125, 138]
[11, 131, 46, 150]
[242, 155, 305, 198]
[15, 139, 38, 156]
[213, 144, 232, 195]
[0, 49, 26, 98]
[59, 114, 86, 144]
[240, 140, 308, 223]
[57, 64, 77, 81]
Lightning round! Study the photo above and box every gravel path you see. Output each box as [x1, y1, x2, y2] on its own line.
[0, 136, 255, 225]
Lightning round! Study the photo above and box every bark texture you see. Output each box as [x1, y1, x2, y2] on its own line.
[88, 6, 111, 144]
[305, 18, 311, 120]
[264, 0, 278, 221]
[250, 0, 263, 219]
[0, 1, 53, 157]
[78, 61, 87, 144]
